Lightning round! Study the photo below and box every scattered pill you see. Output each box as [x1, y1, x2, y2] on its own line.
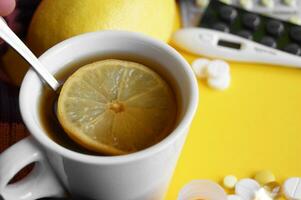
[239, 0, 253, 10]
[283, 0, 296, 6]
[224, 175, 238, 189]
[283, 177, 301, 200]
[235, 179, 261, 200]
[254, 170, 276, 185]
[261, 0, 274, 8]
[192, 59, 231, 91]
[228, 194, 242, 200]
[207, 73, 231, 90]
[206, 60, 230, 79]
[289, 16, 301, 25]
[263, 181, 282, 198]
[196, 0, 209, 8]
[191, 58, 210, 78]
[178, 180, 227, 200]
[254, 188, 273, 200]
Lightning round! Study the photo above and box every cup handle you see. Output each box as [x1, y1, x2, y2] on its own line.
[0, 137, 66, 200]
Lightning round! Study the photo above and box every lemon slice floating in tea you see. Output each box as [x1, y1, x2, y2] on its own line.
[57, 59, 177, 155]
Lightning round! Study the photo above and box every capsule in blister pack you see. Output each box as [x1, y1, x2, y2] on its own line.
[179, 0, 301, 27]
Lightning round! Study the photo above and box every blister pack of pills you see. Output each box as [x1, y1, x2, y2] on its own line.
[180, 0, 301, 27]
[224, 0, 301, 21]
[199, 0, 301, 56]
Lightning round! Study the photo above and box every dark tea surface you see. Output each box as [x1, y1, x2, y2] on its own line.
[39, 53, 180, 156]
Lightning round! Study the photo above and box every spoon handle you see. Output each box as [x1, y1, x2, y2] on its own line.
[0, 17, 60, 90]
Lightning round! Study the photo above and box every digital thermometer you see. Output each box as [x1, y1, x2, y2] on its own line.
[171, 28, 301, 68]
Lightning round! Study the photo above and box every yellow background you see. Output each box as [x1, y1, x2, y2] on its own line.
[165, 49, 301, 199]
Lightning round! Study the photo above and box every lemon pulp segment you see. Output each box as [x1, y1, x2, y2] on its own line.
[57, 59, 177, 155]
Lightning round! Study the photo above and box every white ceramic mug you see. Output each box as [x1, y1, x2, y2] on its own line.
[0, 31, 198, 200]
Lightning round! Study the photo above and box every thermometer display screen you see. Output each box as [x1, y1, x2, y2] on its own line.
[218, 40, 241, 49]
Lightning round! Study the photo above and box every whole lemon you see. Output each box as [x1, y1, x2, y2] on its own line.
[27, 0, 176, 55]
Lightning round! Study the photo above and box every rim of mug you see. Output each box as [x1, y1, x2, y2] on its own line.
[19, 30, 199, 165]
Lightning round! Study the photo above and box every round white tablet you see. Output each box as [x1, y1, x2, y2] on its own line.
[254, 188, 273, 200]
[207, 60, 230, 79]
[223, 175, 238, 189]
[178, 180, 227, 200]
[191, 58, 210, 78]
[235, 179, 260, 200]
[207, 73, 231, 90]
[283, 177, 301, 200]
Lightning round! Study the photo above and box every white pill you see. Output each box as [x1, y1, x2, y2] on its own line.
[207, 73, 231, 90]
[191, 58, 210, 78]
[261, 0, 274, 8]
[228, 195, 242, 200]
[224, 175, 238, 189]
[235, 179, 261, 200]
[283, 177, 301, 200]
[254, 188, 273, 200]
[178, 180, 227, 200]
[207, 60, 230, 79]
[240, 0, 253, 10]
[196, 0, 209, 8]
